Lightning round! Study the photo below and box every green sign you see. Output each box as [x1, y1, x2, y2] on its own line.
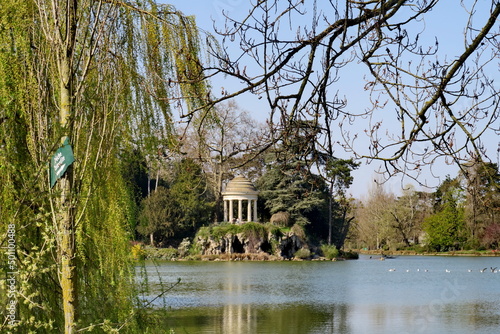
[50, 138, 75, 188]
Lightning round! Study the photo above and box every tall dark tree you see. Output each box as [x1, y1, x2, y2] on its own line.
[463, 161, 500, 246]
[257, 123, 329, 230]
[325, 158, 360, 247]
[168, 158, 214, 237]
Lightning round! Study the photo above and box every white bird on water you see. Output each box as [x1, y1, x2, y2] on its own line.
[388, 268, 396, 272]
[445, 269, 451, 273]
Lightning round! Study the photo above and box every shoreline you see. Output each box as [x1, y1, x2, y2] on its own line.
[358, 249, 500, 257]
[140, 252, 357, 262]
[136, 245, 500, 261]
[137, 247, 358, 261]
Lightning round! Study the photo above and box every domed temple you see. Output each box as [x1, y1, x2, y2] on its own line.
[222, 175, 259, 223]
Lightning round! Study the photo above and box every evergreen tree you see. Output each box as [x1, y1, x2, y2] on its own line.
[168, 158, 214, 237]
[257, 153, 328, 228]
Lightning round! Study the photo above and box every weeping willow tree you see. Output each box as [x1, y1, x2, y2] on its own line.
[0, 0, 210, 332]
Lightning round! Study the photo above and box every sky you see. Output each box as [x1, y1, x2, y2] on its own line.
[164, 0, 499, 199]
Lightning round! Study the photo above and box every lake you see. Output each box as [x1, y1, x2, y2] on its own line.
[138, 255, 500, 333]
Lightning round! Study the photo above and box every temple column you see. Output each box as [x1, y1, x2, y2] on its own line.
[229, 200, 233, 222]
[238, 199, 243, 223]
[223, 200, 228, 222]
[247, 200, 252, 222]
[253, 199, 258, 222]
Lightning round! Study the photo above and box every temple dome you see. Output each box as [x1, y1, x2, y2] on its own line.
[222, 175, 259, 196]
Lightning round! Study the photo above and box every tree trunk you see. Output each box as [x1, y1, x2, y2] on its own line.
[58, 77, 77, 334]
[150, 232, 155, 247]
[58, 1, 78, 332]
[328, 183, 334, 245]
[58, 173, 76, 334]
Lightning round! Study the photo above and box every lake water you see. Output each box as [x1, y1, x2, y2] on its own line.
[139, 255, 500, 333]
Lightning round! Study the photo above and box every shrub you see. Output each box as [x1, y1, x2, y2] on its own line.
[341, 250, 359, 259]
[294, 248, 311, 259]
[211, 224, 240, 240]
[189, 240, 202, 256]
[290, 223, 306, 239]
[195, 226, 212, 240]
[270, 211, 291, 226]
[178, 238, 191, 257]
[406, 245, 426, 253]
[321, 244, 339, 260]
[131, 243, 146, 260]
[144, 247, 178, 260]
[241, 222, 267, 238]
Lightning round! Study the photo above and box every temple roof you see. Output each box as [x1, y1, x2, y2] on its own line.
[222, 175, 259, 196]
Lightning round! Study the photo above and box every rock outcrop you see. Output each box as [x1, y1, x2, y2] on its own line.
[195, 224, 307, 259]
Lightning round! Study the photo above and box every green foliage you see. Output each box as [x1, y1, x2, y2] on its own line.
[432, 175, 463, 211]
[264, 223, 285, 239]
[240, 222, 268, 239]
[168, 159, 214, 233]
[195, 224, 240, 242]
[424, 191, 467, 252]
[325, 158, 360, 194]
[293, 248, 311, 259]
[323, 157, 360, 248]
[120, 148, 149, 232]
[131, 243, 147, 260]
[143, 247, 179, 260]
[188, 240, 203, 257]
[194, 222, 287, 244]
[257, 155, 328, 227]
[422, 175, 468, 252]
[321, 244, 340, 260]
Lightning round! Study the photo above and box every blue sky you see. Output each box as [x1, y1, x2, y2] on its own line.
[165, 1, 499, 198]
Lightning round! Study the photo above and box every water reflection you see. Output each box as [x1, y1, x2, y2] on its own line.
[165, 303, 351, 334]
[141, 257, 500, 333]
[163, 301, 500, 334]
